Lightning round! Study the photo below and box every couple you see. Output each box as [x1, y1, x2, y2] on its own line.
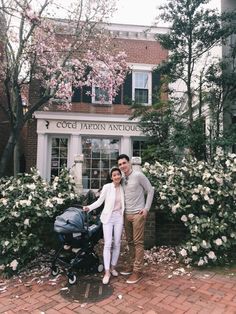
[83, 154, 154, 285]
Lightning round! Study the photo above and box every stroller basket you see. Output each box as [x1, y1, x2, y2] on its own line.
[51, 205, 103, 284]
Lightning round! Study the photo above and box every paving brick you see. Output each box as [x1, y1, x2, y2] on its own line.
[2, 261, 236, 314]
[102, 304, 120, 313]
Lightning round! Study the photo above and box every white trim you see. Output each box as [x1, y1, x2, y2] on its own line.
[34, 111, 139, 123]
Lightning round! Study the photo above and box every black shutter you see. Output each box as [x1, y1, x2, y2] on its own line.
[113, 87, 122, 104]
[82, 86, 92, 103]
[123, 72, 132, 105]
[71, 87, 81, 102]
[152, 69, 160, 105]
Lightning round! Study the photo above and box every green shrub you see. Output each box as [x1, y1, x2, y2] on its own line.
[0, 167, 77, 275]
[143, 152, 236, 266]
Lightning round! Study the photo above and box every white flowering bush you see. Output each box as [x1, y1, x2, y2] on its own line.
[143, 152, 236, 267]
[0, 167, 77, 275]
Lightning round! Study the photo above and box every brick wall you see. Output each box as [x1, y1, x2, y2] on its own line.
[114, 38, 167, 64]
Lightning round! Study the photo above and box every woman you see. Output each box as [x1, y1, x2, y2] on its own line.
[83, 167, 124, 284]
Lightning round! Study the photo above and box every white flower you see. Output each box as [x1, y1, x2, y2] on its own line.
[203, 172, 211, 180]
[188, 214, 194, 219]
[226, 160, 231, 167]
[70, 193, 75, 199]
[222, 236, 227, 242]
[24, 218, 30, 226]
[192, 246, 198, 252]
[11, 211, 20, 217]
[181, 215, 187, 222]
[207, 251, 216, 260]
[171, 203, 180, 213]
[205, 187, 210, 194]
[10, 259, 18, 271]
[198, 258, 204, 266]
[179, 249, 187, 257]
[1, 198, 8, 205]
[9, 186, 14, 191]
[4, 241, 9, 246]
[19, 200, 31, 207]
[192, 194, 198, 201]
[204, 195, 209, 201]
[214, 176, 223, 185]
[26, 183, 36, 190]
[45, 199, 53, 208]
[215, 238, 223, 246]
[208, 198, 215, 205]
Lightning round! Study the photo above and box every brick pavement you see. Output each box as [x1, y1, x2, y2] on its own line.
[1, 262, 236, 313]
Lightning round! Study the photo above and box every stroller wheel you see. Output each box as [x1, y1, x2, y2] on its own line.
[51, 266, 59, 276]
[98, 264, 104, 273]
[68, 273, 77, 285]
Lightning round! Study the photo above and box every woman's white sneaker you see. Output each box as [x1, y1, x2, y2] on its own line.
[111, 269, 119, 277]
[102, 273, 111, 284]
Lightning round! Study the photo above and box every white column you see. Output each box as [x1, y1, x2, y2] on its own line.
[69, 135, 83, 194]
[120, 136, 132, 157]
[36, 133, 48, 179]
[68, 135, 81, 168]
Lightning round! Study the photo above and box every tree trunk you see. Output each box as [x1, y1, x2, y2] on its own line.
[0, 131, 18, 178]
[14, 141, 20, 176]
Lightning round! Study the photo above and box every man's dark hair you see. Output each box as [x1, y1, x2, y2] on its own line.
[117, 154, 130, 162]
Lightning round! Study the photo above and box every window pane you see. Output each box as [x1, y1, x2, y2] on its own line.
[134, 72, 149, 89]
[95, 87, 109, 102]
[135, 89, 148, 104]
[133, 140, 148, 158]
[50, 137, 68, 177]
[82, 138, 119, 189]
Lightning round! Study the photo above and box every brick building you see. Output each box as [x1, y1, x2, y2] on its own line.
[29, 22, 168, 191]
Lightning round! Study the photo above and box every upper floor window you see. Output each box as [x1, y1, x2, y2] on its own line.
[133, 71, 152, 105]
[92, 86, 112, 104]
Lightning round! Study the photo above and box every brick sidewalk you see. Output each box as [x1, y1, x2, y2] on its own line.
[1, 262, 236, 314]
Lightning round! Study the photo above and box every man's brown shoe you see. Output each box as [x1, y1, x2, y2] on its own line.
[120, 267, 133, 276]
[126, 272, 142, 284]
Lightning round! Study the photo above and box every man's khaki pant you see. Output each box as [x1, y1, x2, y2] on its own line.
[124, 213, 145, 273]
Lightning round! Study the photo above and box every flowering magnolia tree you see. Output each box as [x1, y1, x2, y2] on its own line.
[0, 0, 128, 177]
[0, 167, 77, 275]
[143, 152, 236, 267]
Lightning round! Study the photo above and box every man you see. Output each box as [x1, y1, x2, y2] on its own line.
[117, 154, 154, 284]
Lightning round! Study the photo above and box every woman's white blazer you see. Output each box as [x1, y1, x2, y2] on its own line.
[88, 183, 125, 224]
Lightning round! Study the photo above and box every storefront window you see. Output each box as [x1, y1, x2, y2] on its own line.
[82, 138, 119, 189]
[51, 137, 68, 177]
[133, 140, 148, 159]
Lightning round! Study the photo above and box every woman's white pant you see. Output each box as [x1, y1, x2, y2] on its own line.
[102, 211, 123, 271]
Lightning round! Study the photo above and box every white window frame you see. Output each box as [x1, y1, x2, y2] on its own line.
[92, 85, 112, 105]
[48, 135, 70, 179]
[130, 63, 154, 106]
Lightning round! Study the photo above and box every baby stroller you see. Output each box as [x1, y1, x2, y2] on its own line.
[51, 205, 103, 284]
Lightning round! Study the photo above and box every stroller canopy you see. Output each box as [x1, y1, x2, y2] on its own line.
[54, 207, 85, 234]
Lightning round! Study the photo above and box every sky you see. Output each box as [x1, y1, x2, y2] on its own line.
[109, 0, 220, 26]
[111, 0, 166, 26]
[45, 0, 220, 27]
